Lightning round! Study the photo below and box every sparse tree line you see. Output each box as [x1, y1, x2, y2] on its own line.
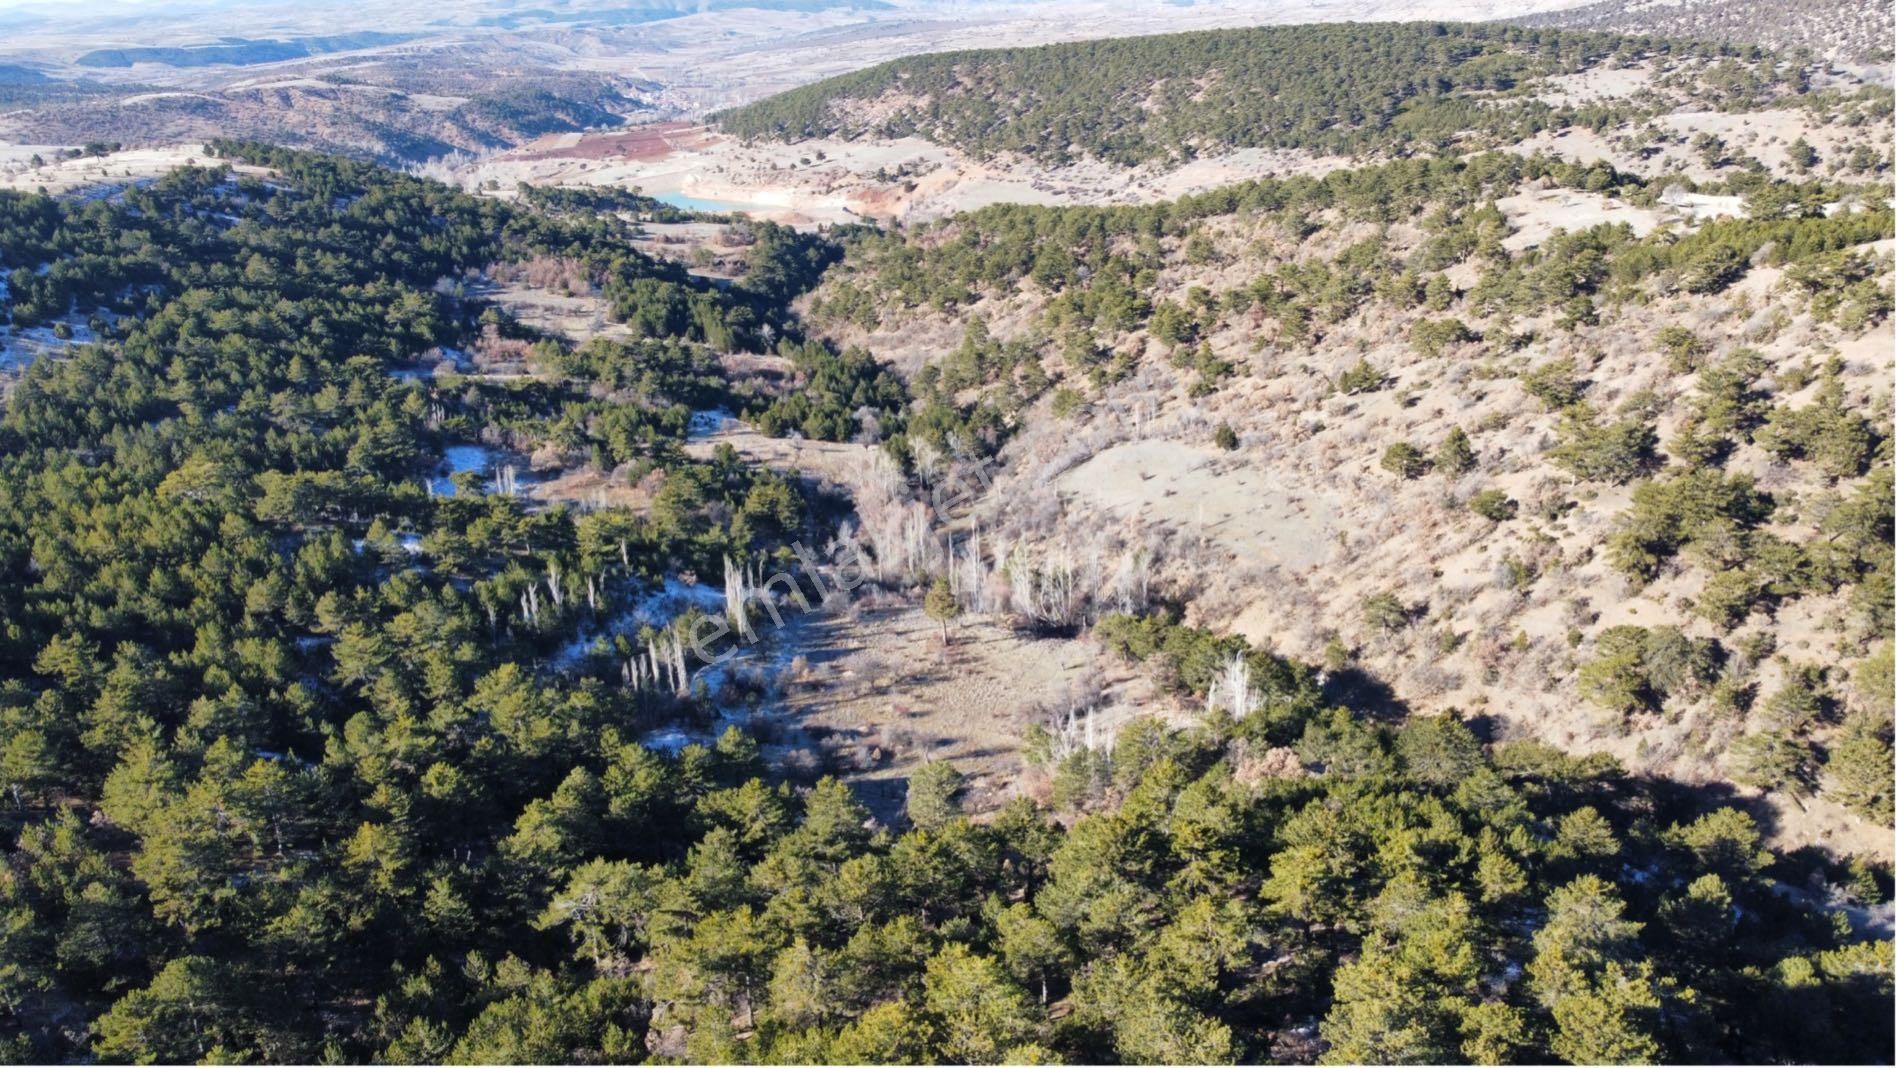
[810, 153, 1888, 348]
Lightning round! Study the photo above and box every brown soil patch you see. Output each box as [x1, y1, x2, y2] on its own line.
[1055, 439, 1341, 572]
[773, 603, 1161, 821]
[506, 121, 714, 164]
[683, 421, 880, 486]
[526, 467, 648, 511]
[473, 280, 635, 346]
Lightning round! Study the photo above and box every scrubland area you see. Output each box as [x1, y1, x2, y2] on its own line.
[0, 11, 1892, 1066]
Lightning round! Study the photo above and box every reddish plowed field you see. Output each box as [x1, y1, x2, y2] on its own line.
[507, 121, 717, 162]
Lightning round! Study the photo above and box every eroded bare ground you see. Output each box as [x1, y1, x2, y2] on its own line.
[467, 279, 637, 347]
[0, 144, 268, 195]
[759, 599, 1163, 823]
[523, 466, 651, 511]
[1056, 440, 1343, 572]
[452, 128, 1363, 227]
[683, 420, 878, 486]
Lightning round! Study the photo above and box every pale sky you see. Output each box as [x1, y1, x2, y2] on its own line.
[0, 0, 276, 9]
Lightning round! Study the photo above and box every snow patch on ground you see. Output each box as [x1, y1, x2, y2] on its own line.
[551, 577, 729, 670]
[687, 407, 735, 440]
[1, 317, 100, 370]
[639, 726, 710, 754]
[431, 444, 495, 496]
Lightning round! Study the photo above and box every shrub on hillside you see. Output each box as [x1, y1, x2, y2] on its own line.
[1468, 489, 1517, 522]
[1381, 442, 1428, 479]
[1549, 404, 1657, 484]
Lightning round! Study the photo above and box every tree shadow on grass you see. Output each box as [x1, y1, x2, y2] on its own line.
[1321, 666, 1407, 722]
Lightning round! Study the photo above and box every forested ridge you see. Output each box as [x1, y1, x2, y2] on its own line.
[0, 141, 829, 1061]
[712, 22, 1793, 164]
[0, 129, 1889, 1066]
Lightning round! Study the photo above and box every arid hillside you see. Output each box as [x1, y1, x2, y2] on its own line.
[794, 95, 1895, 857]
[1519, 0, 1895, 65]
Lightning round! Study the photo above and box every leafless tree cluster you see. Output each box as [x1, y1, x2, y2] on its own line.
[1041, 701, 1111, 762]
[625, 624, 693, 697]
[831, 440, 1172, 634]
[1205, 652, 1259, 718]
[487, 255, 597, 296]
[836, 449, 942, 583]
[469, 323, 534, 373]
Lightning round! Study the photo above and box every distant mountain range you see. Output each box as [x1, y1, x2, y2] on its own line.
[471, 0, 892, 31]
[75, 33, 418, 69]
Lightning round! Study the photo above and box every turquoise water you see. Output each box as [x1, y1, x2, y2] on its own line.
[653, 191, 758, 214]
